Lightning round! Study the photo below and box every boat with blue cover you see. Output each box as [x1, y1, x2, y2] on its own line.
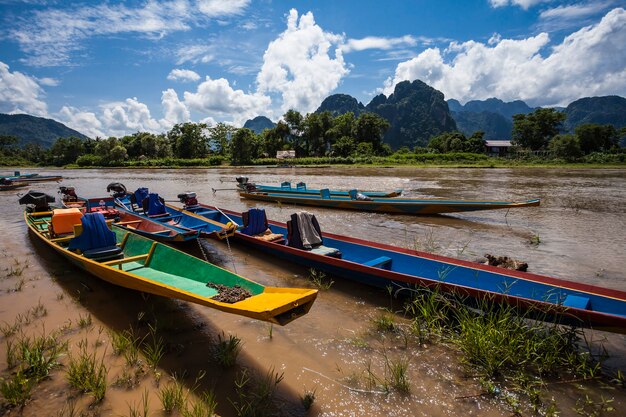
[239, 189, 541, 215]
[20, 191, 317, 325]
[59, 187, 201, 242]
[109, 185, 213, 238]
[236, 176, 402, 198]
[169, 195, 626, 334]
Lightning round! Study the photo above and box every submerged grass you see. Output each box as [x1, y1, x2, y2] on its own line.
[229, 367, 284, 417]
[214, 332, 242, 368]
[66, 341, 108, 402]
[404, 286, 607, 414]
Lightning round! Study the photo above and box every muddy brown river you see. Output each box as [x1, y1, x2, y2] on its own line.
[1, 166, 625, 416]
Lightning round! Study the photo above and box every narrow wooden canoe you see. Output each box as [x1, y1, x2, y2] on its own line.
[12, 175, 63, 183]
[239, 181, 402, 198]
[23, 209, 317, 325]
[171, 202, 626, 334]
[0, 182, 29, 191]
[239, 191, 541, 215]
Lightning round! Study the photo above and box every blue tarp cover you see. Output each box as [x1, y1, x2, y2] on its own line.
[147, 193, 166, 216]
[68, 212, 116, 252]
[241, 208, 267, 236]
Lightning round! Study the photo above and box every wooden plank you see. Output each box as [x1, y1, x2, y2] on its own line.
[102, 254, 149, 267]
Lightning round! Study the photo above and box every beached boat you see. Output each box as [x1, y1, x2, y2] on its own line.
[239, 190, 541, 215]
[236, 177, 402, 198]
[59, 188, 201, 242]
[20, 195, 317, 325]
[2, 171, 39, 181]
[169, 198, 626, 333]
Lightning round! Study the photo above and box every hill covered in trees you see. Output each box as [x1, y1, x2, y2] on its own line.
[0, 113, 88, 147]
[563, 96, 626, 132]
[243, 116, 276, 134]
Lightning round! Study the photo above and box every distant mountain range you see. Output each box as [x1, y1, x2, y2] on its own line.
[0, 113, 88, 148]
[243, 115, 276, 134]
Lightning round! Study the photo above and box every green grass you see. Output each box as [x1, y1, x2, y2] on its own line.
[158, 379, 185, 413]
[229, 367, 284, 417]
[308, 268, 334, 290]
[301, 388, 316, 411]
[0, 370, 32, 407]
[66, 342, 108, 402]
[141, 323, 165, 370]
[214, 332, 242, 368]
[371, 309, 396, 332]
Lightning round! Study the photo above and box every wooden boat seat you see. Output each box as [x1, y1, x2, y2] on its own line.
[363, 256, 392, 270]
[563, 294, 591, 310]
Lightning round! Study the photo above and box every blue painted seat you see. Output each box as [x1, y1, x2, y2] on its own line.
[281, 181, 291, 189]
[563, 294, 591, 310]
[320, 189, 331, 199]
[296, 182, 306, 190]
[363, 256, 392, 269]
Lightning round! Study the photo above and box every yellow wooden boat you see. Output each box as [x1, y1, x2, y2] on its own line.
[24, 208, 317, 325]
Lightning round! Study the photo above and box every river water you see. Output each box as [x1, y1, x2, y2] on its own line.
[1, 166, 625, 416]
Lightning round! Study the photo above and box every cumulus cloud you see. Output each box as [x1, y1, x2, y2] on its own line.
[100, 97, 163, 137]
[538, 1, 615, 31]
[256, 9, 349, 114]
[8, 0, 250, 66]
[489, 0, 552, 9]
[0, 61, 48, 116]
[383, 7, 626, 107]
[160, 88, 190, 127]
[184, 76, 271, 125]
[167, 69, 200, 82]
[56, 106, 106, 138]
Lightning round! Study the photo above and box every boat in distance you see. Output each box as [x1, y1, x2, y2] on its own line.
[168, 198, 626, 334]
[236, 177, 402, 198]
[20, 195, 317, 325]
[239, 190, 541, 215]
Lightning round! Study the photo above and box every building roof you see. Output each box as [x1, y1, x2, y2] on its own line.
[485, 140, 512, 147]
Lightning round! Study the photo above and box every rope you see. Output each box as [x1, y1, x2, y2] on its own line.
[197, 238, 209, 263]
[224, 234, 238, 274]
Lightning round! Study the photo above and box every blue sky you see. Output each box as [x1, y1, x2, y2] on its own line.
[0, 0, 624, 138]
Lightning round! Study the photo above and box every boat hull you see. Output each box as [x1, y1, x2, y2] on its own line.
[24, 210, 317, 325]
[246, 184, 402, 198]
[239, 192, 541, 215]
[176, 204, 626, 334]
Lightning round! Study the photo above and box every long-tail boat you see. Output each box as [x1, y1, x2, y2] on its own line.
[12, 174, 63, 183]
[20, 192, 317, 325]
[236, 177, 402, 198]
[166, 195, 626, 334]
[239, 189, 540, 215]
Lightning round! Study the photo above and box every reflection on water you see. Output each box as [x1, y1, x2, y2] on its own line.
[1, 166, 625, 416]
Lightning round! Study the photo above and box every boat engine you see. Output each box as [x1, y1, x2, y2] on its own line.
[106, 182, 127, 198]
[18, 191, 56, 212]
[177, 192, 199, 209]
[58, 186, 78, 202]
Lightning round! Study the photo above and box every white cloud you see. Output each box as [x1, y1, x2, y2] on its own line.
[383, 7, 626, 107]
[256, 9, 349, 114]
[341, 35, 417, 53]
[56, 106, 106, 138]
[538, 1, 616, 31]
[167, 69, 201, 82]
[489, 0, 552, 9]
[0, 61, 48, 116]
[37, 77, 59, 87]
[196, 0, 249, 17]
[9, 0, 250, 66]
[175, 44, 214, 65]
[160, 88, 190, 127]
[184, 76, 271, 125]
[100, 97, 163, 137]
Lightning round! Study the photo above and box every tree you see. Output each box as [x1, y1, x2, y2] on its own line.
[230, 128, 259, 165]
[49, 136, 85, 165]
[427, 131, 485, 154]
[327, 112, 356, 143]
[512, 108, 566, 150]
[168, 122, 209, 159]
[549, 134, 581, 161]
[574, 124, 618, 154]
[0, 135, 19, 154]
[353, 112, 390, 153]
[109, 145, 128, 162]
[261, 121, 290, 157]
[332, 136, 356, 157]
[208, 123, 237, 156]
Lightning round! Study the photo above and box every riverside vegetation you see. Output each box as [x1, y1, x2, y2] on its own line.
[1, 105, 625, 168]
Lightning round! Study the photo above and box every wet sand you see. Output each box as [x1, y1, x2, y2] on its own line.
[1, 166, 625, 416]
